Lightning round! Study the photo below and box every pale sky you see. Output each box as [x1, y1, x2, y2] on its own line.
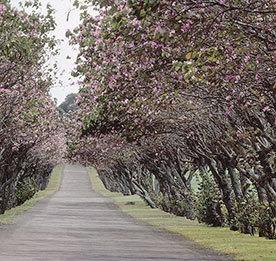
[11, 0, 96, 105]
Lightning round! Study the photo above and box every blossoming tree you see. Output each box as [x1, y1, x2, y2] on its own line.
[0, 1, 65, 213]
[68, 0, 275, 239]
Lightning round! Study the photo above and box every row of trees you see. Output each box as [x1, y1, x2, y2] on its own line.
[0, 1, 65, 213]
[67, 0, 275, 239]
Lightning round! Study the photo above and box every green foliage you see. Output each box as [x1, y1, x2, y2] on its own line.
[236, 191, 259, 235]
[81, 104, 109, 134]
[58, 93, 77, 114]
[258, 204, 276, 240]
[154, 193, 194, 218]
[16, 177, 37, 205]
[196, 173, 225, 226]
[67, 141, 77, 154]
[128, 0, 160, 19]
[21, 98, 41, 123]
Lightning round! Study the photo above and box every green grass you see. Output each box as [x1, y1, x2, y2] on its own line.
[0, 165, 63, 224]
[88, 167, 276, 261]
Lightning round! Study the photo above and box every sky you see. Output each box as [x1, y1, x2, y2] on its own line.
[11, 0, 95, 105]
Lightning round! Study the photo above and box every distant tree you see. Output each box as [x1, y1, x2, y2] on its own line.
[58, 93, 78, 114]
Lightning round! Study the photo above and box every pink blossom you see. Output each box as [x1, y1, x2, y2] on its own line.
[181, 20, 193, 33]
[0, 3, 7, 16]
[225, 95, 232, 101]
[0, 88, 11, 94]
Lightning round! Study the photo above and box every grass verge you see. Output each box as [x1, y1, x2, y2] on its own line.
[88, 167, 276, 261]
[0, 165, 63, 224]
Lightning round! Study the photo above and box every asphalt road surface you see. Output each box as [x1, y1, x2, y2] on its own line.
[0, 165, 232, 261]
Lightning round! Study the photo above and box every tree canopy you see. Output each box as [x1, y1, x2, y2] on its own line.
[67, 0, 276, 239]
[0, 0, 65, 213]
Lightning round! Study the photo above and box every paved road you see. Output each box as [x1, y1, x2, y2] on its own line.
[0, 165, 231, 260]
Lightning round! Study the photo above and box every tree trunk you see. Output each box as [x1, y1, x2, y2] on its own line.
[209, 160, 238, 230]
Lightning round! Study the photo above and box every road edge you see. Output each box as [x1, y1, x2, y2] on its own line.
[87, 167, 276, 261]
[0, 164, 64, 224]
[87, 167, 234, 258]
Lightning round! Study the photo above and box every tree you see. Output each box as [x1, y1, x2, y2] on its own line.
[68, 0, 275, 239]
[0, 0, 65, 213]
